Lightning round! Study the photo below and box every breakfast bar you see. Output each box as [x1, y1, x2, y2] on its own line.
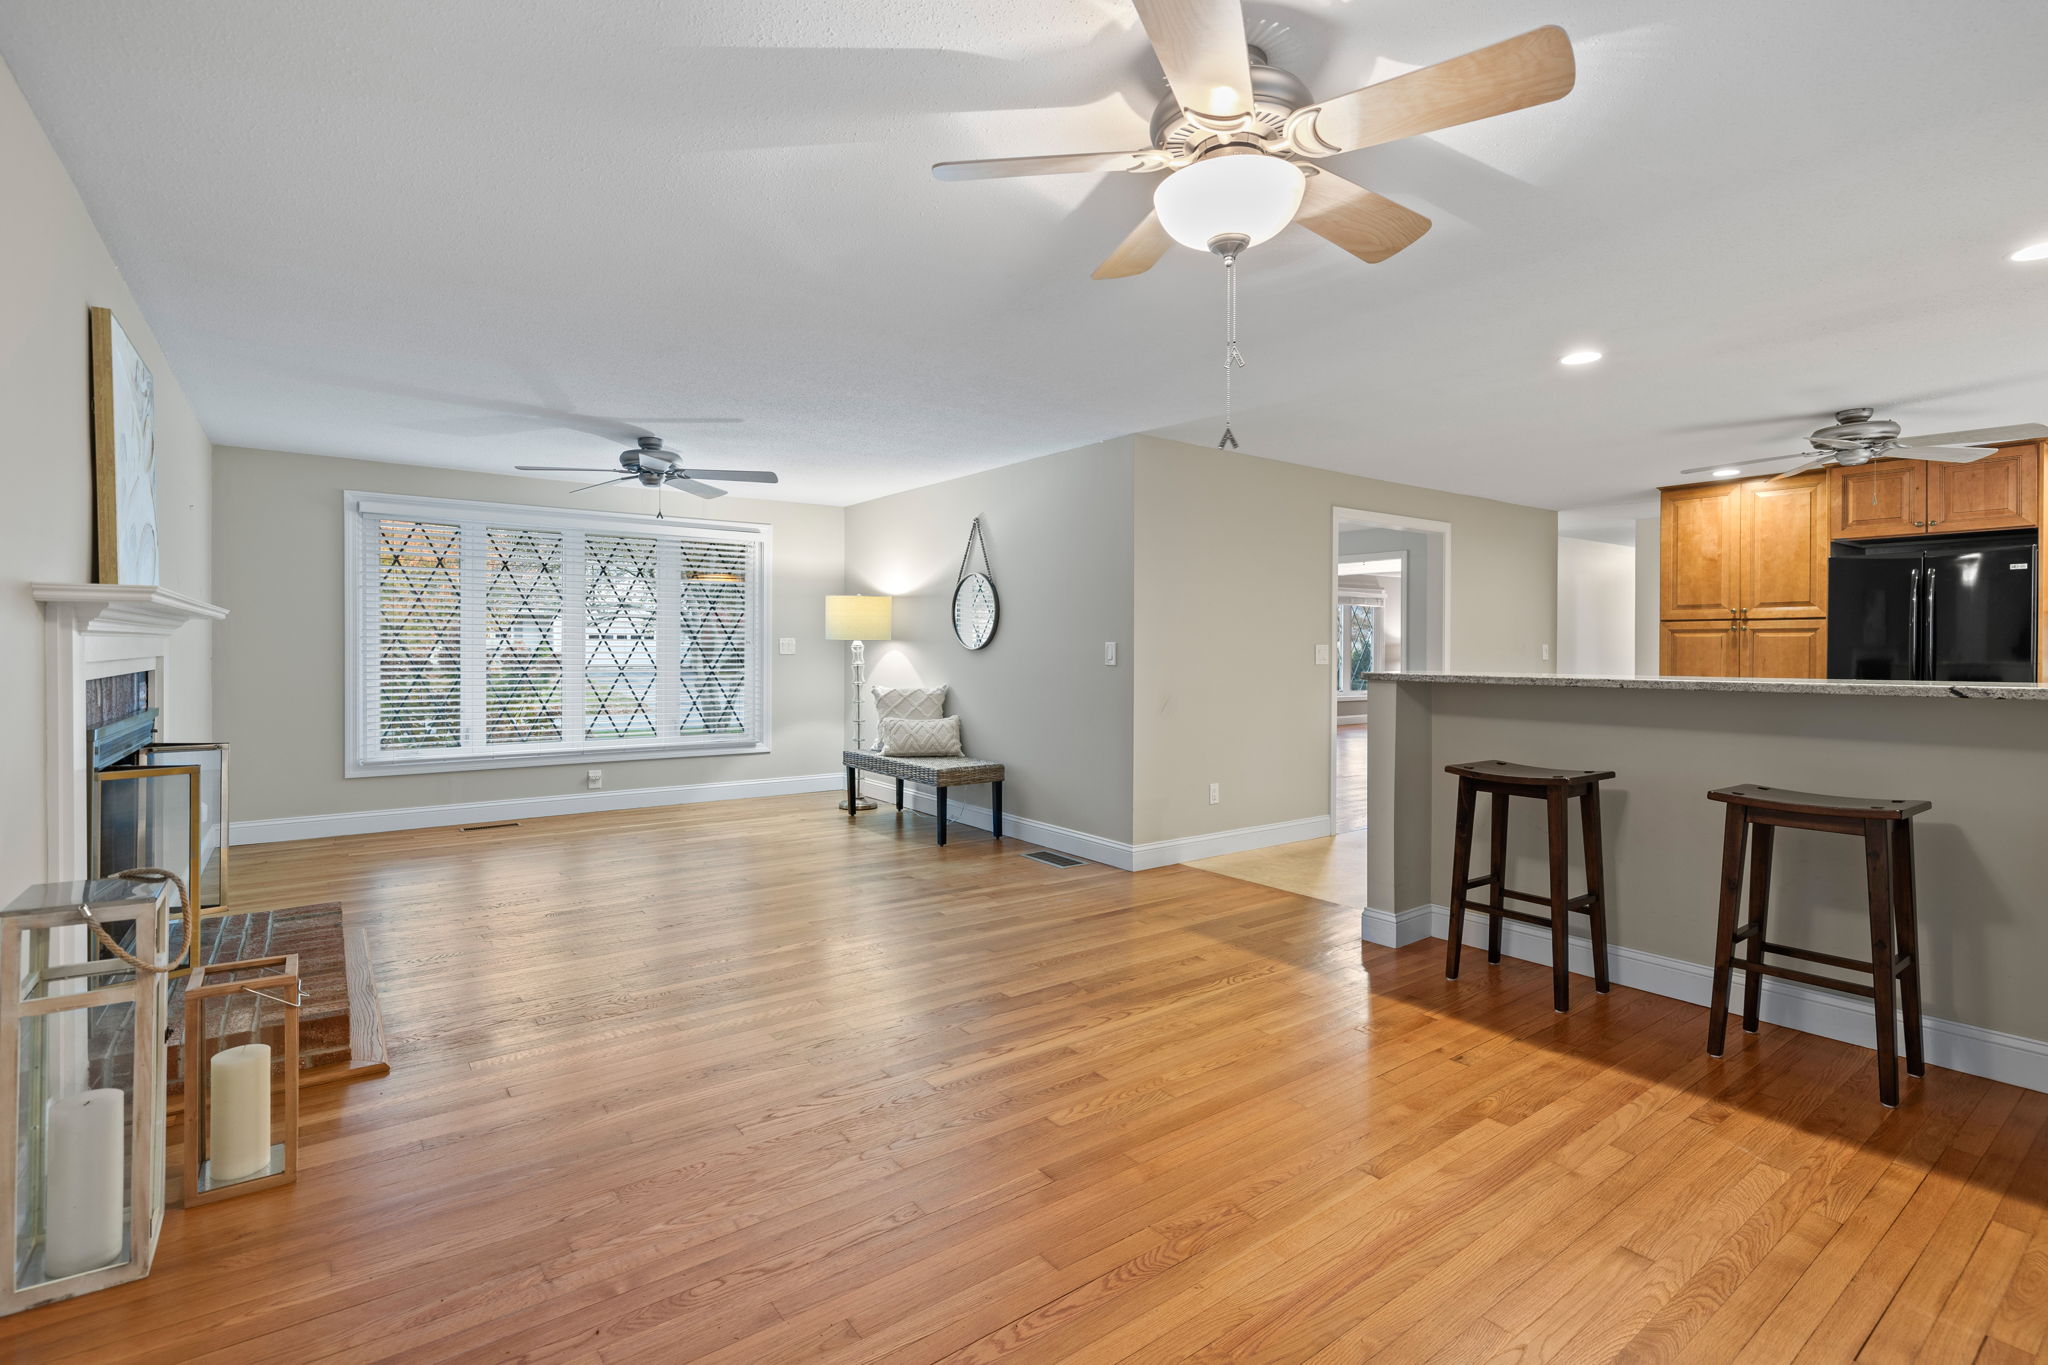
[1361, 671, 2048, 1090]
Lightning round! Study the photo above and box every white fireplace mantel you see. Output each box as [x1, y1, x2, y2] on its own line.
[32, 582, 227, 635]
[34, 581, 226, 881]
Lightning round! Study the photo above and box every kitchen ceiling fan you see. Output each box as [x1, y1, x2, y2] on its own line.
[930, 1, 1576, 277]
[517, 437, 779, 503]
[1679, 409, 2048, 482]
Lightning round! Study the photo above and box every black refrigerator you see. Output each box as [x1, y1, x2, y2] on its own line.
[1827, 530, 2037, 681]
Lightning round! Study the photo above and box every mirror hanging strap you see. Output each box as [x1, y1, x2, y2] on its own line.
[958, 516, 993, 584]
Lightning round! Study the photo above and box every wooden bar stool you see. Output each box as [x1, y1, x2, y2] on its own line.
[1444, 759, 1614, 1013]
[1706, 784, 1929, 1107]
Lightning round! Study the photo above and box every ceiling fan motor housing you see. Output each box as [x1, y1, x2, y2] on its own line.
[1148, 55, 1311, 162]
[1811, 409, 1902, 461]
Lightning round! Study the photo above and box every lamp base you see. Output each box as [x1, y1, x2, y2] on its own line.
[839, 797, 878, 812]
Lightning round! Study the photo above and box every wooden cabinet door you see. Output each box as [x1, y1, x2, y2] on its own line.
[1740, 474, 1828, 619]
[1661, 484, 1743, 619]
[1830, 460, 1926, 539]
[1925, 445, 2039, 534]
[1741, 619, 1827, 679]
[1661, 620, 1743, 677]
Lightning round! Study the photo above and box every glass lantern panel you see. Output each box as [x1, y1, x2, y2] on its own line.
[13, 1000, 139, 1290]
[190, 966, 289, 1191]
[137, 745, 226, 908]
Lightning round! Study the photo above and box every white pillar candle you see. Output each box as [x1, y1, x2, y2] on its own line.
[44, 1089, 126, 1279]
[208, 1044, 272, 1183]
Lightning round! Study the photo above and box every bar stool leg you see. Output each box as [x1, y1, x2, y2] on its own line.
[1545, 786, 1571, 1014]
[1706, 805, 1748, 1058]
[1741, 824, 1775, 1034]
[1862, 823, 1901, 1108]
[1889, 819, 1926, 1081]
[1579, 784, 1610, 994]
[1445, 779, 1478, 980]
[1486, 792, 1509, 965]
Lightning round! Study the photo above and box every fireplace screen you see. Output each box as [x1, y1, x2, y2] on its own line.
[88, 743, 229, 911]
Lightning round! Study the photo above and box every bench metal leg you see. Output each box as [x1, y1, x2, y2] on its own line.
[844, 766, 857, 818]
[895, 777, 904, 810]
[991, 781, 1003, 840]
[936, 787, 948, 846]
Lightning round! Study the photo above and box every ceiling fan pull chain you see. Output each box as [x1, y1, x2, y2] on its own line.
[1219, 252, 1244, 450]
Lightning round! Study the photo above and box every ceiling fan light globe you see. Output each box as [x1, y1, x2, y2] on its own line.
[1152, 153, 1306, 253]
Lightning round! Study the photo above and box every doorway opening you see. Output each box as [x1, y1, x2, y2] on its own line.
[1332, 509, 1450, 835]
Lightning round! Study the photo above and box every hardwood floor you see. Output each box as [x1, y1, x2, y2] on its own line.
[15, 794, 2045, 1363]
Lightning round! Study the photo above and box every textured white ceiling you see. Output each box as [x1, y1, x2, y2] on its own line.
[5, 1, 2048, 509]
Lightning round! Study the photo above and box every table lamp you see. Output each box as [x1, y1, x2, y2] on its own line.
[824, 594, 893, 810]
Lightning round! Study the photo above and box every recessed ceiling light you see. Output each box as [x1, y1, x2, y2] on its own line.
[1559, 350, 1603, 366]
[1711, 468, 1742, 478]
[2010, 242, 2048, 262]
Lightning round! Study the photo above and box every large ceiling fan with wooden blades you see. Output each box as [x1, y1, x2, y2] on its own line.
[1679, 409, 2048, 482]
[517, 437, 778, 502]
[931, 3, 1575, 276]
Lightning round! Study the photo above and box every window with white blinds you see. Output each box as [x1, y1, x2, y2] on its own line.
[345, 492, 769, 775]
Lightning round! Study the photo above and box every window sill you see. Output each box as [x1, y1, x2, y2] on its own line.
[347, 739, 770, 779]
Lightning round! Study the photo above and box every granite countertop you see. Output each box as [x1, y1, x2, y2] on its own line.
[1357, 671, 2048, 700]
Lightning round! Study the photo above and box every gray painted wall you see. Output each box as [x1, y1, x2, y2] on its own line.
[1, 55, 213, 889]
[1132, 436, 1558, 846]
[843, 438, 1136, 843]
[211, 447, 845, 823]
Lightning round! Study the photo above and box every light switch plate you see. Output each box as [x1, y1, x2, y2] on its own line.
[1104, 642, 1118, 666]
[1316, 643, 1330, 666]
[779, 637, 796, 655]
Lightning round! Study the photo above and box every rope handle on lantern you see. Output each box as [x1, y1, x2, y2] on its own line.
[75, 867, 196, 975]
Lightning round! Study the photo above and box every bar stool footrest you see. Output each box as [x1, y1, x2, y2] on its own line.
[1758, 940, 1876, 975]
[1739, 958, 1878, 998]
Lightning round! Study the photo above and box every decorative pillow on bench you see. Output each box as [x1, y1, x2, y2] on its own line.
[880, 716, 965, 757]
[873, 685, 947, 724]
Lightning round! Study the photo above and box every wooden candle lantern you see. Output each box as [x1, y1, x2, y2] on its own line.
[0, 879, 170, 1315]
[181, 955, 300, 1206]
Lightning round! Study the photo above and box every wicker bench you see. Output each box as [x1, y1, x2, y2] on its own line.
[842, 749, 1004, 847]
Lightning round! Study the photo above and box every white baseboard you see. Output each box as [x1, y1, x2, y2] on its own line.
[855, 779, 1329, 873]
[1358, 904, 2047, 1094]
[855, 776, 1137, 868]
[1131, 815, 1334, 871]
[231, 772, 845, 845]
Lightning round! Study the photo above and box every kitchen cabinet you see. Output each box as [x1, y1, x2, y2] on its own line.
[1659, 482, 1743, 619]
[1661, 472, 1827, 621]
[1926, 445, 2039, 534]
[1826, 444, 2039, 540]
[1742, 619, 1828, 679]
[1659, 471, 1827, 677]
[1830, 460, 1926, 539]
[1658, 618, 1827, 679]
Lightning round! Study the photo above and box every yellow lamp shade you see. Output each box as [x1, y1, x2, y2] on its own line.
[825, 595, 892, 641]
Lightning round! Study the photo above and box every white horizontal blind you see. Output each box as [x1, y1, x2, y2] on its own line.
[354, 498, 764, 770]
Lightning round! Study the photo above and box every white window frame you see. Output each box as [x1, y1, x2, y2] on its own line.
[343, 490, 773, 777]
[1335, 590, 1388, 697]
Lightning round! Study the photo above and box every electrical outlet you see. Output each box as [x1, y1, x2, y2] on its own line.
[1208, 782, 1220, 805]
[1316, 643, 1330, 666]
[586, 769, 603, 790]
[779, 637, 796, 655]
[1104, 642, 1118, 666]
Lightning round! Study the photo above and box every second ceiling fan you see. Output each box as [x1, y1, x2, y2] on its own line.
[931, 0, 1576, 277]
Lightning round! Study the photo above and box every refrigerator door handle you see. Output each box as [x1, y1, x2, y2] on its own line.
[1922, 565, 1936, 680]
[1906, 566, 1921, 677]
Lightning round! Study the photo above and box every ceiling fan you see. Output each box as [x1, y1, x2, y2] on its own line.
[1680, 409, 2048, 482]
[517, 437, 779, 502]
[930, 1, 1576, 277]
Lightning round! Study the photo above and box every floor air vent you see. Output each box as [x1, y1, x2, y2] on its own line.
[1023, 850, 1086, 868]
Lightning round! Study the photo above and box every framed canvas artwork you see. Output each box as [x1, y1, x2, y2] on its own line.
[90, 305, 158, 585]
